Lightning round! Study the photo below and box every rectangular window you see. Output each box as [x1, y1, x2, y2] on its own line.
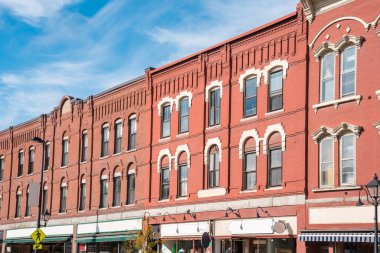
[100, 179, 108, 208]
[15, 193, 21, 218]
[341, 46, 356, 97]
[128, 117, 136, 150]
[101, 126, 109, 157]
[114, 122, 122, 154]
[244, 77, 257, 117]
[320, 137, 334, 187]
[18, 151, 23, 177]
[44, 143, 50, 171]
[160, 168, 170, 200]
[178, 164, 188, 197]
[113, 176, 121, 206]
[62, 139, 68, 167]
[162, 105, 171, 138]
[269, 70, 283, 112]
[208, 152, 220, 188]
[0, 157, 4, 181]
[28, 148, 34, 174]
[59, 186, 67, 213]
[268, 148, 282, 187]
[79, 182, 86, 211]
[179, 98, 189, 133]
[209, 89, 220, 126]
[340, 134, 355, 185]
[127, 173, 135, 205]
[42, 188, 48, 212]
[81, 132, 88, 162]
[25, 192, 30, 216]
[244, 152, 256, 190]
[321, 52, 335, 102]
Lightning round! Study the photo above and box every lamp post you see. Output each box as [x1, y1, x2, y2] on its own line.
[32, 137, 46, 252]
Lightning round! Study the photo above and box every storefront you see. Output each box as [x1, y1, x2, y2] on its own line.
[76, 218, 142, 253]
[5, 225, 73, 253]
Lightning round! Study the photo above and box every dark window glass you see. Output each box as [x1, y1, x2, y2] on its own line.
[179, 98, 189, 133]
[244, 77, 257, 117]
[128, 117, 136, 150]
[162, 105, 171, 138]
[15, 192, 21, 218]
[208, 148, 220, 188]
[42, 188, 48, 213]
[79, 183, 86, 211]
[101, 126, 109, 157]
[269, 70, 283, 112]
[18, 151, 23, 177]
[0, 157, 4, 181]
[114, 122, 122, 154]
[100, 179, 108, 208]
[62, 139, 68, 167]
[25, 191, 30, 216]
[28, 148, 34, 174]
[44, 143, 50, 171]
[59, 186, 67, 213]
[160, 168, 170, 200]
[178, 164, 188, 197]
[244, 152, 256, 190]
[81, 132, 88, 162]
[112, 176, 121, 206]
[209, 89, 220, 126]
[127, 173, 135, 205]
[268, 148, 282, 187]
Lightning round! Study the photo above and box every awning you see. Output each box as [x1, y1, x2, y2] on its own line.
[6, 237, 70, 244]
[76, 234, 135, 243]
[299, 232, 376, 243]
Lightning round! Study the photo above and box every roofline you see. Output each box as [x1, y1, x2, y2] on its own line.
[150, 11, 297, 75]
[92, 74, 145, 99]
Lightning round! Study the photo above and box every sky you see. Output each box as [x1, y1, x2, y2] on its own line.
[0, 0, 298, 130]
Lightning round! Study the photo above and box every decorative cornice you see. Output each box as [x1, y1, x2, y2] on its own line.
[174, 144, 191, 170]
[204, 138, 222, 165]
[238, 68, 262, 92]
[371, 14, 380, 29]
[262, 123, 286, 154]
[312, 126, 334, 143]
[238, 129, 260, 159]
[313, 35, 364, 60]
[157, 97, 174, 116]
[157, 148, 172, 173]
[374, 121, 380, 134]
[174, 91, 193, 111]
[205, 80, 223, 102]
[263, 59, 289, 85]
[333, 122, 362, 138]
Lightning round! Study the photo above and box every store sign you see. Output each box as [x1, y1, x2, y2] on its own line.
[7, 225, 73, 239]
[229, 218, 273, 235]
[77, 219, 142, 235]
[161, 222, 209, 237]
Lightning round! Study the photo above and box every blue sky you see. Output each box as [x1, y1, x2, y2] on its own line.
[0, 0, 298, 130]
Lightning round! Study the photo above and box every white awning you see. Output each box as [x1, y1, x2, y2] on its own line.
[299, 232, 376, 243]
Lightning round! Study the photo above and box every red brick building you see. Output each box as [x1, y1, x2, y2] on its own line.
[0, 1, 379, 253]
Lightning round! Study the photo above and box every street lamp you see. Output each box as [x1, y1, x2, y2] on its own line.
[357, 174, 380, 253]
[32, 137, 46, 252]
[41, 210, 51, 227]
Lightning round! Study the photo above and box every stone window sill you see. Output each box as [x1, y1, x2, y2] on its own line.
[239, 189, 257, 194]
[126, 149, 137, 153]
[60, 166, 68, 169]
[99, 156, 109, 160]
[112, 153, 122, 157]
[312, 185, 361, 192]
[158, 199, 169, 203]
[206, 125, 221, 132]
[265, 108, 284, 116]
[312, 95, 362, 112]
[198, 187, 226, 198]
[175, 197, 188, 201]
[264, 186, 283, 191]
[159, 137, 171, 143]
[125, 203, 135, 207]
[80, 161, 87, 165]
[240, 115, 258, 122]
[176, 132, 189, 138]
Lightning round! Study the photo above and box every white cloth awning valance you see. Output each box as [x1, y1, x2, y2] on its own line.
[299, 232, 375, 243]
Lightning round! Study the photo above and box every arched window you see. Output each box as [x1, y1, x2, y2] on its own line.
[25, 186, 30, 217]
[128, 114, 137, 150]
[15, 188, 21, 218]
[100, 172, 108, 208]
[244, 76, 257, 117]
[112, 169, 121, 207]
[179, 97, 189, 134]
[0, 155, 4, 181]
[44, 142, 50, 170]
[101, 123, 109, 157]
[209, 89, 220, 127]
[160, 156, 170, 200]
[208, 145, 220, 188]
[177, 152, 188, 197]
[320, 136, 334, 187]
[59, 180, 67, 213]
[18, 150, 24, 177]
[340, 133, 355, 185]
[268, 132, 282, 187]
[62, 133, 69, 167]
[161, 104, 171, 138]
[81, 131, 88, 162]
[243, 138, 256, 190]
[341, 45, 356, 97]
[320, 52, 335, 102]
[42, 184, 48, 212]
[28, 146, 34, 174]
[126, 164, 136, 205]
[268, 70, 283, 112]
[79, 177, 86, 211]
[114, 119, 123, 154]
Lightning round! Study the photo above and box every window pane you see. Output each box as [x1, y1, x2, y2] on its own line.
[180, 98, 189, 117]
[321, 53, 335, 102]
[342, 72, 355, 96]
[245, 153, 256, 172]
[343, 46, 355, 72]
[245, 78, 257, 97]
[270, 167, 282, 186]
[321, 138, 333, 162]
[322, 78, 334, 102]
[270, 149, 282, 168]
[270, 71, 283, 92]
[341, 135, 354, 159]
[321, 162, 334, 186]
[245, 97, 257, 116]
[180, 116, 189, 133]
[127, 174, 135, 204]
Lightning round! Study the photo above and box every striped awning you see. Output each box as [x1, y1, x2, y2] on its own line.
[299, 232, 376, 243]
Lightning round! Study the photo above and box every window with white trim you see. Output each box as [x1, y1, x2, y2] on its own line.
[114, 120, 122, 154]
[320, 52, 335, 102]
[341, 46, 356, 97]
[208, 145, 220, 188]
[18, 150, 23, 177]
[81, 131, 88, 162]
[15, 190, 21, 218]
[28, 147, 34, 174]
[340, 133, 355, 185]
[112, 174, 121, 206]
[44, 143, 50, 170]
[128, 115, 136, 150]
[160, 167, 170, 200]
[100, 177, 108, 208]
[268, 70, 283, 112]
[179, 97, 189, 134]
[243, 138, 256, 190]
[62, 137, 68, 167]
[101, 124, 109, 157]
[177, 151, 188, 197]
[25, 189, 30, 216]
[162, 105, 171, 138]
[268, 132, 282, 187]
[59, 184, 67, 213]
[79, 181, 86, 211]
[127, 172, 135, 205]
[320, 137, 334, 187]
[209, 89, 220, 127]
[244, 77, 257, 117]
[0, 156, 4, 181]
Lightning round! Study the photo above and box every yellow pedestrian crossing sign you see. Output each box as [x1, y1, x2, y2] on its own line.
[33, 244, 42, 250]
[31, 228, 46, 244]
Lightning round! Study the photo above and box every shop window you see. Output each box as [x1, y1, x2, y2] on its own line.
[112, 174, 121, 206]
[15, 190, 21, 218]
[244, 76, 257, 117]
[340, 133, 355, 185]
[0, 156, 4, 181]
[101, 124, 109, 157]
[81, 131, 87, 162]
[341, 45, 356, 97]
[320, 136, 334, 187]
[128, 115, 136, 150]
[208, 145, 220, 188]
[268, 132, 282, 187]
[162, 104, 171, 138]
[179, 97, 189, 134]
[59, 184, 67, 213]
[127, 172, 135, 205]
[100, 177, 108, 208]
[62, 136, 68, 167]
[28, 147, 34, 174]
[18, 150, 23, 177]
[268, 70, 283, 112]
[79, 181, 86, 211]
[320, 52, 335, 102]
[209, 88, 220, 126]
[114, 119, 122, 154]
[160, 167, 170, 200]
[44, 143, 50, 170]
[178, 151, 188, 197]
[243, 138, 256, 190]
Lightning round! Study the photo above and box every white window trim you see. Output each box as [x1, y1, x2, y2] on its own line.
[339, 133, 356, 186]
[44, 185, 48, 190]
[313, 94, 362, 112]
[320, 51, 335, 103]
[157, 97, 174, 116]
[128, 169, 136, 175]
[319, 136, 334, 188]
[174, 91, 193, 111]
[312, 126, 334, 143]
[263, 59, 288, 85]
[101, 175, 108, 180]
[205, 80, 223, 102]
[61, 182, 67, 187]
[340, 45, 357, 98]
[376, 90, 380, 100]
[375, 121, 380, 134]
[312, 35, 364, 60]
[114, 172, 121, 177]
[204, 137, 222, 165]
[262, 124, 286, 154]
[157, 148, 172, 173]
[81, 178, 86, 184]
[174, 144, 191, 170]
[333, 122, 362, 139]
[238, 129, 260, 159]
[115, 118, 123, 124]
[238, 67, 262, 91]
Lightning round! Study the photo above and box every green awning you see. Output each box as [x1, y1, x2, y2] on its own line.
[76, 235, 135, 243]
[6, 236, 70, 244]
